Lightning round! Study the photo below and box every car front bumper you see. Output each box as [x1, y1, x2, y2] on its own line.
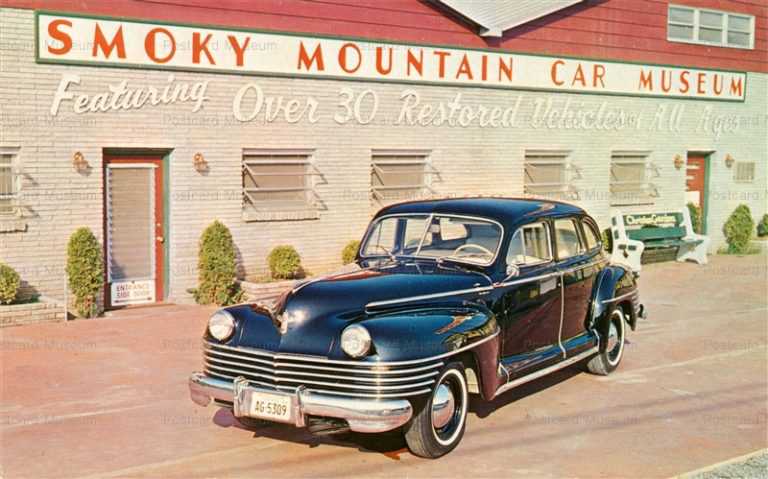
[188, 372, 414, 433]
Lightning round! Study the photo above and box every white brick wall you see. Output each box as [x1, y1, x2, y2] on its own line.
[1, 8, 766, 304]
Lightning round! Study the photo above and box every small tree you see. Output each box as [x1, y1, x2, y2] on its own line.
[341, 240, 360, 265]
[268, 245, 302, 280]
[687, 202, 702, 234]
[757, 214, 768, 238]
[194, 221, 242, 306]
[723, 204, 754, 254]
[66, 227, 104, 317]
[0, 263, 20, 305]
[601, 228, 613, 253]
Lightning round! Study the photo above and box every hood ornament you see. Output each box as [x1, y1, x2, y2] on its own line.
[276, 313, 289, 334]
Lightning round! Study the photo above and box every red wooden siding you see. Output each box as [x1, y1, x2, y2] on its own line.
[4, 0, 767, 72]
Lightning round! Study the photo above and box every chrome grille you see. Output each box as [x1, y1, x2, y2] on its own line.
[203, 341, 443, 398]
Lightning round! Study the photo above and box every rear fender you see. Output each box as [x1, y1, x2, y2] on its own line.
[590, 265, 639, 350]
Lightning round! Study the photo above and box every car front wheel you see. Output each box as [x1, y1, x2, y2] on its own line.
[404, 362, 468, 458]
[586, 307, 627, 375]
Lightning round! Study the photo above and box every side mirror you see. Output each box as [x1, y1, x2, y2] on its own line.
[505, 264, 520, 279]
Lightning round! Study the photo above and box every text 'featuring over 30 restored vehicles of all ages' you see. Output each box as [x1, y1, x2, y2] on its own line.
[189, 197, 646, 458]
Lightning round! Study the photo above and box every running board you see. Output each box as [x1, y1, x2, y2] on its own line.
[493, 346, 599, 399]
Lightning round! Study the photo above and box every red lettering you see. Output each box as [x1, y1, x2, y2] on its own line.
[572, 64, 586, 87]
[338, 43, 362, 73]
[433, 51, 450, 78]
[47, 19, 72, 55]
[638, 69, 653, 91]
[498, 57, 513, 81]
[375, 46, 392, 75]
[593, 64, 606, 88]
[661, 70, 672, 92]
[193, 32, 215, 65]
[481, 55, 488, 81]
[696, 72, 706, 95]
[551, 60, 565, 86]
[227, 35, 250, 67]
[713, 74, 723, 95]
[680, 71, 690, 93]
[406, 49, 423, 76]
[92, 24, 125, 59]
[144, 28, 176, 64]
[455, 54, 473, 80]
[297, 42, 324, 71]
[729, 77, 743, 97]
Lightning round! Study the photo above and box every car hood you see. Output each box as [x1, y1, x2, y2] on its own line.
[228, 261, 492, 356]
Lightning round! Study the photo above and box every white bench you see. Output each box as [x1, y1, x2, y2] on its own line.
[610, 208, 710, 272]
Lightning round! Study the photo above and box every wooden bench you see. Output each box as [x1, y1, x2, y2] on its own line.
[610, 209, 710, 272]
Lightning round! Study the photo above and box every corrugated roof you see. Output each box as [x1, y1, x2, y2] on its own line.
[434, 0, 585, 37]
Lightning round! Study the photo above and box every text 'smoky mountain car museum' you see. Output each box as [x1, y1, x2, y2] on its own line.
[1, 0, 766, 310]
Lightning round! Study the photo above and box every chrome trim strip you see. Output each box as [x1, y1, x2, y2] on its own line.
[601, 290, 639, 304]
[495, 271, 560, 288]
[204, 354, 441, 383]
[204, 328, 499, 367]
[558, 272, 566, 359]
[204, 362, 436, 391]
[493, 346, 599, 398]
[364, 285, 494, 310]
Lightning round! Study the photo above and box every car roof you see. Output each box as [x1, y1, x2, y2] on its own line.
[375, 197, 586, 228]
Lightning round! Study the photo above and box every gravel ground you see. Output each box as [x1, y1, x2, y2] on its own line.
[690, 451, 768, 479]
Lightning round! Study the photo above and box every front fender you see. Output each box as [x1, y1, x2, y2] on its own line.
[591, 265, 639, 348]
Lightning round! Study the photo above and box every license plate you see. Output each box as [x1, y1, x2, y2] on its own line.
[244, 391, 293, 423]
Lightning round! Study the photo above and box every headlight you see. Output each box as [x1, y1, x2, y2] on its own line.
[208, 310, 235, 341]
[341, 324, 372, 358]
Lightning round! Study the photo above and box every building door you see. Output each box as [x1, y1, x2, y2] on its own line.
[104, 156, 164, 308]
[686, 153, 708, 233]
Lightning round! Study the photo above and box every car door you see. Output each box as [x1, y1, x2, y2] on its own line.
[497, 221, 563, 378]
[554, 216, 600, 356]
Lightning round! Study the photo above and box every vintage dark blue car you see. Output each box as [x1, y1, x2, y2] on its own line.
[189, 197, 645, 458]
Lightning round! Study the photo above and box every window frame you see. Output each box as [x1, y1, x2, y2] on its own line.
[370, 149, 434, 203]
[733, 161, 756, 183]
[579, 217, 603, 252]
[506, 221, 553, 267]
[553, 217, 587, 261]
[523, 149, 580, 200]
[609, 150, 659, 207]
[667, 4, 755, 50]
[0, 147, 21, 218]
[241, 148, 319, 214]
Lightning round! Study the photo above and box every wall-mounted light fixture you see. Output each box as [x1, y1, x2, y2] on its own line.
[673, 154, 684, 170]
[72, 151, 89, 173]
[724, 154, 735, 169]
[193, 152, 208, 173]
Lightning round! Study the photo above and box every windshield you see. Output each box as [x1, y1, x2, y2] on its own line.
[361, 214, 502, 265]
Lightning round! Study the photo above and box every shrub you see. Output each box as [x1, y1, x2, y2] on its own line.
[66, 227, 104, 317]
[687, 202, 702, 234]
[601, 228, 613, 253]
[341, 240, 360, 265]
[268, 245, 302, 280]
[0, 263, 20, 305]
[757, 214, 768, 238]
[722, 204, 754, 254]
[194, 221, 243, 306]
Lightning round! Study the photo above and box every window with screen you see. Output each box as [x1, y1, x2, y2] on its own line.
[668, 5, 754, 49]
[610, 151, 658, 206]
[0, 148, 20, 217]
[242, 149, 316, 215]
[734, 162, 755, 183]
[524, 150, 578, 200]
[371, 151, 432, 203]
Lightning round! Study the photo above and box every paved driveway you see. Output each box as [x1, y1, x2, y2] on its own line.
[1, 255, 766, 478]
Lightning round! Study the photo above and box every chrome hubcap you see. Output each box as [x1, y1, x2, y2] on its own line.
[607, 310, 624, 365]
[431, 383, 455, 429]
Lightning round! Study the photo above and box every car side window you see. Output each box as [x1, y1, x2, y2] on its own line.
[506, 222, 552, 265]
[554, 218, 585, 260]
[581, 219, 601, 251]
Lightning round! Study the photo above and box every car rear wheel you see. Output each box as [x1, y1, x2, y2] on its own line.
[404, 362, 468, 458]
[586, 308, 626, 376]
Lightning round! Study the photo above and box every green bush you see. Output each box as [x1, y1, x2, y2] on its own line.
[687, 202, 702, 234]
[722, 204, 754, 254]
[268, 245, 302, 280]
[66, 227, 104, 317]
[757, 214, 768, 237]
[193, 221, 243, 306]
[0, 263, 20, 305]
[601, 228, 613, 253]
[341, 240, 360, 265]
